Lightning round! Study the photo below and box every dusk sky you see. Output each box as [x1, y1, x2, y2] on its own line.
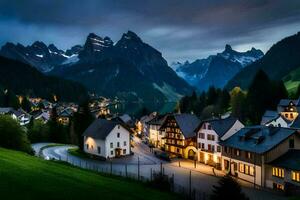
[1, 0, 300, 63]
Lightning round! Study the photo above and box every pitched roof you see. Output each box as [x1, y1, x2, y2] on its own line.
[220, 126, 298, 154]
[0, 107, 14, 114]
[147, 114, 167, 126]
[268, 149, 300, 171]
[173, 113, 200, 138]
[278, 99, 299, 107]
[260, 110, 279, 125]
[83, 119, 121, 140]
[195, 116, 239, 137]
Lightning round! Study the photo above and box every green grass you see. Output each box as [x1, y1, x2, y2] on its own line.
[0, 148, 179, 200]
[68, 147, 90, 159]
[283, 67, 300, 94]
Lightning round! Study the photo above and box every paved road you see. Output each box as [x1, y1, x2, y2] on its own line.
[33, 138, 287, 200]
[31, 142, 53, 156]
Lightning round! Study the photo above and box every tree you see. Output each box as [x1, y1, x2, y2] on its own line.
[210, 175, 249, 200]
[207, 86, 218, 105]
[230, 87, 247, 122]
[71, 101, 94, 150]
[20, 96, 32, 112]
[246, 70, 272, 124]
[0, 115, 33, 154]
[28, 120, 50, 143]
[217, 89, 230, 113]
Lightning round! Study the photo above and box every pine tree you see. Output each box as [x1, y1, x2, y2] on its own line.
[210, 175, 249, 200]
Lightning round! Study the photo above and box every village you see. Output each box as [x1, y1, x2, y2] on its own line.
[1, 93, 300, 199]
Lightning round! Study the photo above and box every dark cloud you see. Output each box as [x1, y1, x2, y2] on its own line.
[0, 0, 300, 62]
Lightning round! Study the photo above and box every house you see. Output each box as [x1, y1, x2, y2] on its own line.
[112, 114, 135, 128]
[261, 110, 290, 127]
[266, 149, 300, 194]
[220, 126, 300, 187]
[160, 113, 200, 159]
[0, 107, 31, 125]
[57, 108, 73, 125]
[83, 119, 132, 158]
[139, 112, 157, 137]
[147, 114, 167, 148]
[32, 109, 50, 124]
[195, 117, 244, 168]
[277, 98, 300, 121]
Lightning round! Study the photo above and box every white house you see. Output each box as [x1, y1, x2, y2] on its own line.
[195, 117, 244, 168]
[147, 114, 166, 148]
[261, 110, 290, 127]
[0, 107, 31, 126]
[83, 119, 132, 159]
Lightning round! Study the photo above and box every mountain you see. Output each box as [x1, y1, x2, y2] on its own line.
[226, 32, 300, 90]
[0, 55, 87, 102]
[0, 42, 82, 72]
[50, 31, 193, 105]
[175, 45, 264, 91]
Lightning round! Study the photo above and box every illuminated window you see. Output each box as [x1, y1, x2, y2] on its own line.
[292, 171, 300, 182]
[272, 167, 284, 178]
[246, 152, 252, 159]
[273, 183, 284, 191]
[239, 163, 245, 173]
[239, 163, 254, 176]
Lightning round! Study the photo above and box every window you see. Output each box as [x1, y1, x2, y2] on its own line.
[290, 113, 294, 119]
[272, 167, 284, 178]
[176, 148, 180, 153]
[289, 138, 295, 148]
[273, 183, 284, 191]
[86, 144, 89, 150]
[117, 133, 120, 138]
[285, 114, 288, 118]
[124, 141, 127, 146]
[199, 132, 205, 139]
[203, 124, 206, 129]
[239, 163, 254, 176]
[110, 150, 113, 155]
[117, 142, 120, 147]
[123, 149, 126, 154]
[91, 145, 93, 150]
[292, 171, 300, 182]
[246, 152, 252, 159]
[211, 145, 215, 152]
[110, 142, 113, 148]
[118, 125, 120, 129]
[234, 149, 240, 156]
[198, 143, 201, 148]
[208, 125, 212, 130]
[217, 146, 221, 152]
[201, 143, 205, 149]
[97, 146, 101, 154]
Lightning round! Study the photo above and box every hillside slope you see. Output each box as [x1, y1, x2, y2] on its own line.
[226, 32, 300, 90]
[0, 56, 87, 102]
[0, 148, 178, 200]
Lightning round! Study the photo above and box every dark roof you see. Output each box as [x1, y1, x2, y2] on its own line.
[278, 99, 299, 107]
[58, 108, 73, 117]
[161, 113, 200, 138]
[195, 117, 240, 137]
[83, 119, 129, 140]
[147, 114, 166, 126]
[220, 126, 298, 154]
[260, 110, 279, 125]
[268, 150, 300, 171]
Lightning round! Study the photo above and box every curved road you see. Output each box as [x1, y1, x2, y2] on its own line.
[32, 138, 287, 200]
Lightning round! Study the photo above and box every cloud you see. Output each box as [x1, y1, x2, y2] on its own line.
[0, 0, 300, 62]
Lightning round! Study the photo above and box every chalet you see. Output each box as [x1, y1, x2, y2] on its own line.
[266, 149, 300, 194]
[220, 126, 300, 187]
[139, 112, 157, 137]
[160, 113, 200, 159]
[147, 114, 167, 148]
[261, 110, 290, 127]
[83, 119, 132, 158]
[195, 117, 244, 168]
[57, 108, 73, 125]
[277, 98, 300, 121]
[0, 107, 31, 126]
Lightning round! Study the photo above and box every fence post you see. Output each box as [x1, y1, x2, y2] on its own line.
[138, 157, 140, 180]
[125, 164, 128, 178]
[160, 162, 163, 175]
[110, 162, 112, 175]
[189, 170, 192, 200]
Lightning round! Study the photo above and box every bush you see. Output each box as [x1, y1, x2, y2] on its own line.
[0, 115, 33, 154]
